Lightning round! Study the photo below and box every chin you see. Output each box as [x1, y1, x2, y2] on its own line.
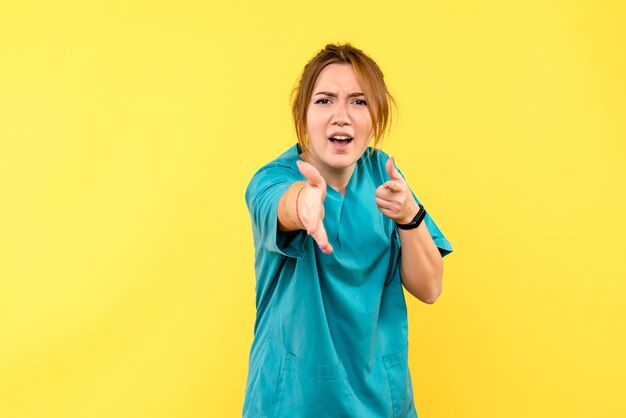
[327, 155, 359, 169]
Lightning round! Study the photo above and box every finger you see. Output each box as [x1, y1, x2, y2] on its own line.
[302, 199, 333, 254]
[376, 182, 403, 199]
[375, 197, 403, 214]
[383, 181, 403, 193]
[305, 208, 331, 251]
[304, 200, 321, 234]
[377, 206, 396, 220]
[311, 223, 333, 254]
[385, 157, 403, 181]
[296, 160, 324, 187]
[374, 197, 396, 211]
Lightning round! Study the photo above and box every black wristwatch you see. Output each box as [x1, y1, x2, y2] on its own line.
[396, 205, 426, 230]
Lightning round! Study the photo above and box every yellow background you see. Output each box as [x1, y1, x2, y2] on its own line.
[1, 1, 625, 417]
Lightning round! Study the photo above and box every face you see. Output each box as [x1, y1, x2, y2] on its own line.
[303, 63, 373, 177]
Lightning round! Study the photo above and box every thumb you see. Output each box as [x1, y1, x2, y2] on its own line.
[297, 160, 324, 187]
[386, 157, 403, 181]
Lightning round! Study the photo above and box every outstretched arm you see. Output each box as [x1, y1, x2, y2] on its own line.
[277, 160, 333, 254]
[375, 158, 443, 303]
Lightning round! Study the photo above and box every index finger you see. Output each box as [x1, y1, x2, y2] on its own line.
[309, 222, 333, 254]
[383, 181, 403, 193]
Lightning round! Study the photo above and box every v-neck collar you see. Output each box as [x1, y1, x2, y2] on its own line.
[296, 143, 362, 199]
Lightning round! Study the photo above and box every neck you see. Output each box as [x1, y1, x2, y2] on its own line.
[301, 153, 355, 195]
[324, 168, 353, 195]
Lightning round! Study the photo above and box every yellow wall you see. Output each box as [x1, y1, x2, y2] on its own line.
[1, 1, 624, 417]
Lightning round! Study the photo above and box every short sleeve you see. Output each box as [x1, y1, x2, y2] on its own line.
[421, 212, 453, 257]
[404, 189, 453, 257]
[245, 163, 307, 258]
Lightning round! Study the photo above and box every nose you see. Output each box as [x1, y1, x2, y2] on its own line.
[331, 103, 351, 126]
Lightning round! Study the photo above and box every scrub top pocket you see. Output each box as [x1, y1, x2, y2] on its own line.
[384, 346, 417, 418]
[277, 352, 354, 418]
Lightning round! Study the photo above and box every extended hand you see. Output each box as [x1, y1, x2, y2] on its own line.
[375, 157, 419, 224]
[296, 160, 333, 254]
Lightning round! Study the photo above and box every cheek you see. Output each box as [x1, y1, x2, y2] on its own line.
[306, 111, 326, 133]
[355, 115, 373, 135]
[305, 121, 326, 146]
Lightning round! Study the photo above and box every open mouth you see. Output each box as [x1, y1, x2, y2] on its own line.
[328, 135, 353, 144]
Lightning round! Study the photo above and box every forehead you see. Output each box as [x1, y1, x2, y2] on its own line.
[313, 63, 363, 92]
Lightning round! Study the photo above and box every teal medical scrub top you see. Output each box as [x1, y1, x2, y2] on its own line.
[243, 145, 452, 418]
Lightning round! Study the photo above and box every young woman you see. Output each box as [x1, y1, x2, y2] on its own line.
[243, 44, 453, 417]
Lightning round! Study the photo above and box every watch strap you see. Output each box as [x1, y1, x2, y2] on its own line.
[396, 205, 426, 230]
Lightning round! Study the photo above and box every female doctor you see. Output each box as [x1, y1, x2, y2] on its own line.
[243, 43, 453, 417]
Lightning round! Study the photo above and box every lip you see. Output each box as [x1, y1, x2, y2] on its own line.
[329, 138, 352, 152]
[327, 131, 353, 139]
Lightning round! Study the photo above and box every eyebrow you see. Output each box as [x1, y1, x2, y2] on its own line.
[313, 91, 365, 98]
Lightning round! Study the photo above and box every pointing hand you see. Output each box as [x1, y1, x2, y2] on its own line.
[375, 157, 419, 224]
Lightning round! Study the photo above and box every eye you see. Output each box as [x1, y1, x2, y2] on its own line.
[354, 99, 367, 106]
[314, 98, 331, 105]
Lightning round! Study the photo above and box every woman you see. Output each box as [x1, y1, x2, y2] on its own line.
[243, 44, 453, 417]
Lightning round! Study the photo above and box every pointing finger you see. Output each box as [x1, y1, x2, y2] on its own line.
[311, 223, 333, 254]
[383, 181, 403, 193]
[306, 212, 332, 254]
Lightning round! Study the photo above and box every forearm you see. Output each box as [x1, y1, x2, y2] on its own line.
[278, 181, 307, 231]
[398, 222, 444, 304]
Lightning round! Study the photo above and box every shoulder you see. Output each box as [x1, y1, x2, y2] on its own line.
[245, 145, 303, 199]
[366, 147, 391, 164]
[357, 147, 391, 178]
[252, 145, 301, 179]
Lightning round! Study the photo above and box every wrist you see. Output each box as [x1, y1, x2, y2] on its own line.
[396, 205, 426, 230]
[286, 182, 306, 229]
[397, 202, 419, 225]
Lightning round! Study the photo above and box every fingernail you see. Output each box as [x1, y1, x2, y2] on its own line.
[385, 184, 390, 189]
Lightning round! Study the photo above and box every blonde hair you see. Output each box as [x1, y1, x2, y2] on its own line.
[291, 43, 395, 152]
